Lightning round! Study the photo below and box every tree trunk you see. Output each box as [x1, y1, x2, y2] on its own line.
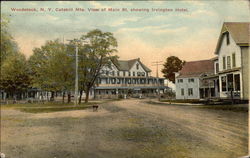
[50, 91, 55, 101]
[47, 92, 49, 101]
[79, 90, 83, 104]
[85, 88, 90, 103]
[67, 92, 71, 103]
[62, 91, 65, 103]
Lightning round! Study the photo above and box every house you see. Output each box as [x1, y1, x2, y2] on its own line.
[175, 60, 215, 100]
[94, 58, 168, 98]
[214, 22, 249, 100]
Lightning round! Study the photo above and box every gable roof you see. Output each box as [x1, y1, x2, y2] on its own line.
[113, 58, 151, 72]
[215, 22, 250, 54]
[176, 60, 214, 78]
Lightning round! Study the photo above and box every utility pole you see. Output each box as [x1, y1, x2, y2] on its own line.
[67, 39, 80, 106]
[75, 46, 78, 106]
[152, 61, 163, 101]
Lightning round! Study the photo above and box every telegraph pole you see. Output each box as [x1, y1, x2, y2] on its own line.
[75, 46, 78, 106]
[67, 39, 80, 106]
[152, 61, 163, 101]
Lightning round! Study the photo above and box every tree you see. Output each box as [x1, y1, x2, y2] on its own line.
[29, 39, 74, 102]
[0, 14, 18, 66]
[0, 53, 31, 100]
[161, 56, 185, 84]
[0, 14, 30, 101]
[78, 29, 118, 103]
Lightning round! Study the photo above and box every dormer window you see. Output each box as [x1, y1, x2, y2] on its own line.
[226, 32, 230, 45]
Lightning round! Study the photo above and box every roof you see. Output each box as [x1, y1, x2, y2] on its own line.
[176, 60, 214, 78]
[210, 56, 218, 61]
[215, 22, 250, 54]
[113, 58, 151, 72]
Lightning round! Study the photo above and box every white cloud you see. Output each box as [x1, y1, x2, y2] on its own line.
[184, 1, 206, 6]
[46, 15, 59, 21]
[88, 1, 110, 9]
[178, 9, 217, 19]
[109, 16, 142, 27]
[152, 27, 188, 35]
[116, 24, 187, 36]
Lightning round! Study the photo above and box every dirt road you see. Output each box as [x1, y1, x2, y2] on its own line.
[1, 99, 248, 158]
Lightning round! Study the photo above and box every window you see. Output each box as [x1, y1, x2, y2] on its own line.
[128, 72, 131, 76]
[133, 72, 135, 76]
[141, 79, 145, 84]
[178, 79, 183, 83]
[128, 79, 131, 84]
[234, 74, 240, 91]
[232, 53, 236, 67]
[226, 32, 230, 45]
[221, 76, 227, 91]
[227, 74, 233, 91]
[181, 89, 184, 96]
[188, 88, 193, 96]
[117, 71, 120, 76]
[215, 63, 219, 74]
[227, 56, 231, 69]
[188, 78, 194, 83]
[106, 71, 109, 76]
[137, 72, 141, 76]
[123, 71, 126, 76]
[117, 79, 120, 84]
[142, 72, 145, 76]
[133, 79, 136, 84]
[223, 57, 226, 70]
[111, 78, 116, 84]
[136, 63, 139, 70]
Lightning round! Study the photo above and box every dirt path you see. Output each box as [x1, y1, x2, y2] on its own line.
[1, 99, 248, 158]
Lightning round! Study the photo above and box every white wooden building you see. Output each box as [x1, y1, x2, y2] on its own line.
[94, 58, 168, 98]
[214, 22, 249, 100]
[175, 60, 215, 100]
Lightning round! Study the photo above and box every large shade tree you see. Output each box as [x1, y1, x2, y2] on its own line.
[0, 53, 31, 99]
[0, 14, 31, 100]
[77, 29, 118, 103]
[29, 39, 74, 102]
[0, 14, 18, 66]
[161, 56, 185, 84]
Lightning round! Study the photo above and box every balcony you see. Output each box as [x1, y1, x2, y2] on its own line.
[96, 83, 164, 88]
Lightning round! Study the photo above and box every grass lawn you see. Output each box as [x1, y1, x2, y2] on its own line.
[147, 100, 248, 112]
[1, 98, 122, 113]
[1, 101, 97, 113]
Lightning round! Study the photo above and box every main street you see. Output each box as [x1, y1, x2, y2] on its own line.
[1, 99, 248, 158]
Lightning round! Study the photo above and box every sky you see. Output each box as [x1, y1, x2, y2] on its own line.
[1, 0, 250, 82]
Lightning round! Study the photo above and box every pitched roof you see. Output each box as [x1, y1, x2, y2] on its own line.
[177, 60, 214, 78]
[224, 22, 249, 44]
[215, 22, 250, 54]
[113, 58, 151, 72]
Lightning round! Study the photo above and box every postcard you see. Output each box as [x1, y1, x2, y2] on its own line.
[1, 1, 249, 158]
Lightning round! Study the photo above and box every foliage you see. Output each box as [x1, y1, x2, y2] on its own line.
[29, 39, 74, 94]
[161, 56, 185, 84]
[0, 53, 31, 96]
[0, 14, 18, 66]
[77, 29, 118, 103]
